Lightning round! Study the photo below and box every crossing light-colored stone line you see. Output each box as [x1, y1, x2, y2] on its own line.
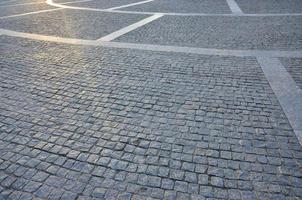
[45, 0, 302, 16]
[0, 0, 92, 19]
[1, 28, 302, 58]
[62, 0, 94, 5]
[97, 14, 163, 42]
[106, 0, 154, 11]
[0, 28, 97, 45]
[102, 42, 302, 58]
[257, 57, 302, 145]
[0, 2, 45, 8]
[226, 0, 243, 14]
[0, 7, 64, 19]
[99, 10, 302, 16]
[46, 0, 106, 11]
[0, 0, 92, 8]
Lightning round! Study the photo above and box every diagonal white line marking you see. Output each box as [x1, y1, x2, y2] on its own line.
[106, 0, 154, 11]
[257, 57, 302, 145]
[0, 0, 92, 19]
[0, 8, 64, 19]
[0, 0, 92, 8]
[61, 0, 94, 5]
[97, 14, 163, 42]
[226, 0, 243, 14]
[0, 2, 45, 8]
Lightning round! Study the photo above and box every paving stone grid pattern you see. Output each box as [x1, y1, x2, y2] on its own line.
[0, 0, 302, 200]
[114, 15, 302, 50]
[1, 36, 302, 200]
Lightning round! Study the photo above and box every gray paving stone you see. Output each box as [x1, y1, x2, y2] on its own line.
[92, 187, 107, 198]
[174, 181, 187, 193]
[210, 177, 224, 187]
[22, 181, 41, 193]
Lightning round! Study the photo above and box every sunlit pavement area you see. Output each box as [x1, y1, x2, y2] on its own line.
[0, 0, 302, 200]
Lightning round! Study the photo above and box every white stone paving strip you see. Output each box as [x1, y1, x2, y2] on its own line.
[0, 29, 96, 45]
[102, 10, 302, 16]
[45, 0, 302, 16]
[0, 0, 92, 19]
[0, 2, 45, 8]
[106, 0, 154, 11]
[226, 0, 243, 14]
[1, 28, 302, 58]
[46, 0, 105, 11]
[257, 57, 302, 145]
[97, 14, 163, 42]
[102, 42, 302, 58]
[1, 0, 94, 8]
[0, 8, 64, 19]
[61, 0, 94, 5]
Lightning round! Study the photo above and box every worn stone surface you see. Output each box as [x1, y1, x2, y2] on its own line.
[0, 37, 301, 199]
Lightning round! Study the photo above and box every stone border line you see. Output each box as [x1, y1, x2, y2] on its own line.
[0, 7, 64, 19]
[0, 0, 93, 19]
[97, 14, 163, 42]
[46, 0, 155, 13]
[0, 2, 45, 8]
[0, 28, 301, 59]
[257, 57, 302, 145]
[106, 0, 154, 11]
[46, 0, 302, 17]
[226, 0, 243, 14]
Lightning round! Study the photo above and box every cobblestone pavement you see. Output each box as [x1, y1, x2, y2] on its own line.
[235, 0, 302, 14]
[0, 0, 302, 200]
[115, 16, 302, 50]
[120, 0, 231, 14]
